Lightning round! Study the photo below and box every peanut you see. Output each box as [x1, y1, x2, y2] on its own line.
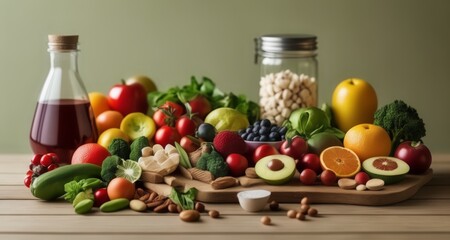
[179, 210, 201, 222]
[130, 199, 147, 212]
[260, 216, 271, 225]
[209, 210, 220, 218]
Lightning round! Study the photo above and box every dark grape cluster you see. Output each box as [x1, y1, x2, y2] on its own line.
[24, 153, 60, 188]
[238, 119, 287, 142]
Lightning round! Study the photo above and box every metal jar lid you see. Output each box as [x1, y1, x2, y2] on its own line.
[48, 35, 79, 51]
[255, 34, 317, 61]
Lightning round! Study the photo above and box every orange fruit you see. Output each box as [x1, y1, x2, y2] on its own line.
[71, 143, 111, 166]
[96, 110, 124, 134]
[343, 123, 391, 162]
[107, 177, 135, 200]
[320, 146, 361, 178]
[97, 128, 130, 149]
[89, 92, 111, 118]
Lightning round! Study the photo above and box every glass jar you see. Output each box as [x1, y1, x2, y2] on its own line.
[29, 35, 98, 164]
[255, 34, 318, 125]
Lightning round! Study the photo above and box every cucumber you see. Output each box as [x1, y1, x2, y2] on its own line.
[30, 163, 102, 201]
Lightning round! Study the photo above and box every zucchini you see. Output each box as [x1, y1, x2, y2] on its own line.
[30, 163, 102, 201]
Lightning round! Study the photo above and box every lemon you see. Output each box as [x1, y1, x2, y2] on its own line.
[204, 107, 249, 132]
[116, 159, 142, 183]
[120, 112, 156, 141]
[98, 128, 130, 149]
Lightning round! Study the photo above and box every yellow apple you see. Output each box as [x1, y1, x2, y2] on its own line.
[331, 78, 377, 132]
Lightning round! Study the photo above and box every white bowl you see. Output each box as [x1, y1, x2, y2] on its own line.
[237, 189, 271, 212]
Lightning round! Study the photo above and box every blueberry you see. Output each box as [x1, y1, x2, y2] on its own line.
[238, 129, 246, 135]
[252, 126, 260, 134]
[247, 133, 255, 141]
[279, 126, 287, 135]
[253, 120, 261, 127]
[259, 135, 269, 142]
[261, 119, 271, 128]
[269, 132, 281, 141]
[253, 136, 260, 141]
[259, 126, 270, 135]
[241, 133, 248, 140]
[270, 126, 279, 132]
[246, 128, 252, 134]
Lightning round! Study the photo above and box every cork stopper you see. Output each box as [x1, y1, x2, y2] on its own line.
[48, 35, 79, 51]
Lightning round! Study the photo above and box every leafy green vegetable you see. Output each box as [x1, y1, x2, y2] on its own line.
[147, 76, 260, 123]
[374, 100, 426, 155]
[63, 178, 103, 203]
[284, 106, 344, 140]
[108, 138, 131, 160]
[101, 155, 122, 183]
[169, 187, 198, 210]
[175, 142, 192, 169]
[196, 149, 229, 178]
[129, 136, 150, 161]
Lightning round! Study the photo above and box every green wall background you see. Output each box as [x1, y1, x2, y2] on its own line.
[1, 0, 449, 154]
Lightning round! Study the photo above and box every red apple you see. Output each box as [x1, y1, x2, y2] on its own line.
[108, 81, 148, 116]
[354, 172, 370, 185]
[394, 141, 432, 174]
[280, 136, 308, 160]
[226, 153, 249, 177]
[253, 144, 279, 164]
[300, 153, 322, 174]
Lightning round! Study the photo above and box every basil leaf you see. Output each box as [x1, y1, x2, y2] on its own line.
[169, 187, 198, 210]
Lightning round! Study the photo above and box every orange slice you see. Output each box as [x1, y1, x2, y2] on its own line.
[320, 146, 361, 178]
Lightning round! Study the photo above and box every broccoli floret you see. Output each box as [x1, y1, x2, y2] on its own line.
[195, 150, 229, 178]
[374, 100, 426, 155]
[101, 155, 122, 183]
[129, 136, 150, 161]
[108, 138, 131, 160]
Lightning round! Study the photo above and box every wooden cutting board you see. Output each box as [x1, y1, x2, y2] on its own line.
[144, 169, 433, 206]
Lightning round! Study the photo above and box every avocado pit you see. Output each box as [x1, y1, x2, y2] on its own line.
[267, 159, 284, 171]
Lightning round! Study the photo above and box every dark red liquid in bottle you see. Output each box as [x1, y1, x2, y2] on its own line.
[29, 99, 98, 164]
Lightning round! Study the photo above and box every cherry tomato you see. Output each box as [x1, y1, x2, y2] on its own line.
[300, 153, 322, 174]
[94, 187, 110, 207]
[161, 101, 185, 118]
[180, 136, 200, 153]
[153, 109, 169, 128]
[188, 95, 212, 120]
[300, 169, 317, 185]
[176, 116, 197, 137]
[320, 170, 337, 186]
[226, 153, 248, 177]
[154, 125, 181, 147]
[253, 144, 278, 164]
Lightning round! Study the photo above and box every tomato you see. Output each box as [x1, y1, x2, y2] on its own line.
[180, 136, 200, 153]
[188, 95, 212, 120]
[153, 101, 185, 128]
[280, 136, 308, 160]
[94, 187, 110, 207]
[107, 82, 148, 116]
[226, 153, 249, 177]
[176, 116, 197, 137]
[161, 101, 185, 118]
[253, 144, 278, 164]
[107, 177, 135, 200]
[320, 170, 337, 186]
[154, 125, 181, 147]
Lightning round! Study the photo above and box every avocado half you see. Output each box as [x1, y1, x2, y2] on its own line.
[362, 157, 410, 185]
[255, 154, 296, 185]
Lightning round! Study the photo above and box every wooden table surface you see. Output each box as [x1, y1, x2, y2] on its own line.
[1, 154, 449, 240]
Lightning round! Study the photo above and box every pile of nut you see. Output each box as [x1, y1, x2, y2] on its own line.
[132, 188, 220, 222]
[259, 70, 317, 125]
[260, 197, 319, 225]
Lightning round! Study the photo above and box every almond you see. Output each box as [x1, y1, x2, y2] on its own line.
[189, 168, 214, 183]
[210, 176, 239, 190]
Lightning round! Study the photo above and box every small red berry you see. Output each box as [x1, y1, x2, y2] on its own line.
[31, 154, 42, 165]
[40, 154, 53, 167]
[26, 170, 34, 177]
[47, 163, 59, 171]
[46, 153, 60, 163]
[24, 175, 32, 188]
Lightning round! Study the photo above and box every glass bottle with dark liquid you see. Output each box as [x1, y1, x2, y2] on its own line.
[30, 35, 98, 164]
